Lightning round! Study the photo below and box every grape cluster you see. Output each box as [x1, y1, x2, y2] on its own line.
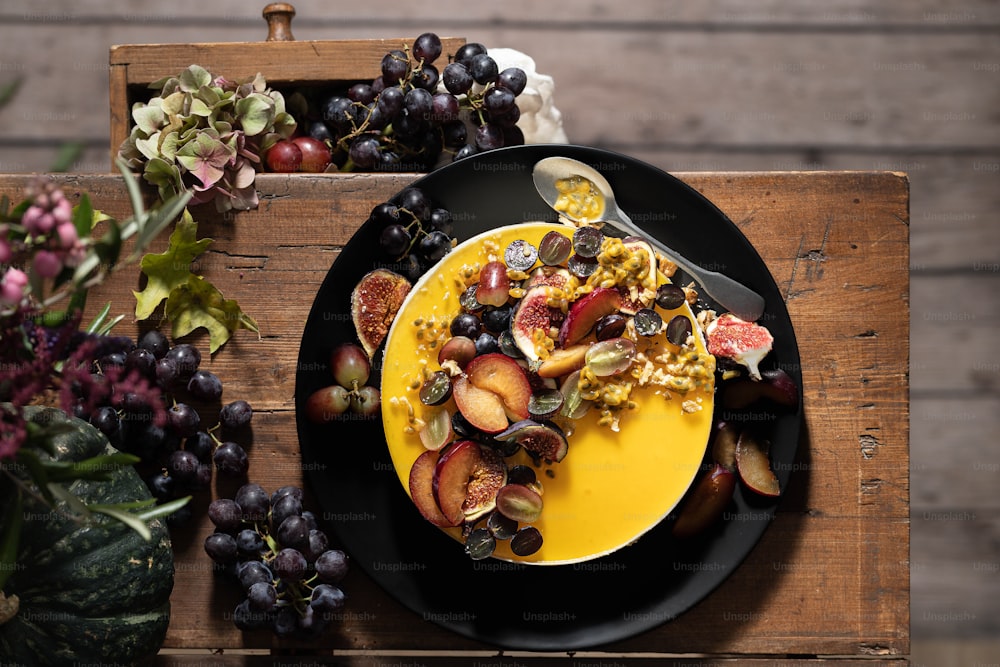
[371, 186, 455, 282]
[68, 329, 253, 524]
[304, 342, 380, 423]
[274, 33, 527, 173]
[204, 483, 349, 638]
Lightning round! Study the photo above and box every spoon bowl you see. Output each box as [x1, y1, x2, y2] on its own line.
[532, 156, 766, 322]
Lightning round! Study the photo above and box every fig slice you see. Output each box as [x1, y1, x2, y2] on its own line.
[735, 429, 781, 497]
[525, 265, 571, 290]
[462, 445, 508, 522]
[510, 285, 556, 363]
[351, 268, 412, 358]
[495, 419, 569, 463]
[705, 313, 774, 380]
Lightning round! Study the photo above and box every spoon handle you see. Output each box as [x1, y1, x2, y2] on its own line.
[605, 211, 766, 322]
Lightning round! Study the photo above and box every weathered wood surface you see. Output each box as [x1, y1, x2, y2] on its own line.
[0, 171, 910, 663]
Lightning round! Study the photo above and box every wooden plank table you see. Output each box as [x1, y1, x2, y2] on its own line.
[0, 170, 910, 665]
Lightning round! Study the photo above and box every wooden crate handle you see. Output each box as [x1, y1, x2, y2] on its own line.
[263, 3, 296, 41]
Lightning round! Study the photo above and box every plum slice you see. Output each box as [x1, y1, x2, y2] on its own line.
[735, 429, 781, 497]
[408, 450, 452, 527]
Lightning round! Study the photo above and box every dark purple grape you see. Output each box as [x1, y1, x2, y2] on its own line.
[237, 560, 273, 589]
[323, 96, 357, 132]
[236, 528, 265, 556]
[449, 312, 481, 339]
[507, 464, 537, 486]
[125, 347, 157, 379]
[454, 42, 487, 69]
[276, 515, 310, 551]
[138, 329, 170, 359]
[348, 83, 375, 104]
[192, 463, 213, 491]
[431, 93, 459, 123]
[441, 120, 468, 148]
[301, 510, 318, 532]
[213, 441, 248, 476]
[308, 121, 333, 143]
[247, 581, 278, 611]
[464, 527, 496, 560]
[403, 87, 433, 121]
[236, 483, 270, 521]
[487, 511, 518, 540]
[168, 402, 201, 437]
[314, 550, 349, 583]
[454, 143, 480, 161]
[510, 526, 543, 556]
[538, 231, 573, 266]
[155, 357, 178, 388]
[310, 583, 346, 612]
[417, 230, 451, 262]
[204, 532, 238, 564]
[270, 492, 303, 531]
[380, 223, 411, 257]
[497, 67, 528, 95]
[348, 136, 380, 170]
[398, 187, 431, 221]
[469, 53, 499, 84]
[427, 208, 453, 235]
[233, 599, 269, 631]
[303, 529, 329, 562]
[442, 62, 473, 95]
[167, 449, 200, 485]
[208, 498, 243, 532]
[484, 87, 516, 115]
[572, 226, 604, 258]
[596, 313, 628, 340]
[165, 343, 201, 379]
[187, 369, 223, 401]
[370, 201, 400, 225]
[99, 351, 126, 371]
[474, 123, 504, 151]
[504, 239, 538, 271]
[482, 303, 513, 333]
[474, 332, 499, 356]
[412, 32, 442, 63]
[272, 548, 307, 581]
[271, 605, 299, 637]
[145, 472, 174, 501]
[410, 63, 439, 91]
[666, 314, 693, 346]
[185, 430, 214, 463]
[495, 104, 522, 128]
[89, 405, 120, 438]
[376, 86, 404, 117]
[219, 399, 253, 430]
[502, 123, 525, 147]
[271, 485, 304, 506]
[633, 308, 663, 337]
[568, 253, 599, 278]
[380, 49, 409, 84]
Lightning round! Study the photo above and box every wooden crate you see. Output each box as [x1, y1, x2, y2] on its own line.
[107, 3, 465, 166]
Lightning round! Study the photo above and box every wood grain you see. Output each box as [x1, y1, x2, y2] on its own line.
[0, 170, 909, 662]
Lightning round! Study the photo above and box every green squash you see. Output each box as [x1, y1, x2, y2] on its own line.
[0, 406, 174, 665]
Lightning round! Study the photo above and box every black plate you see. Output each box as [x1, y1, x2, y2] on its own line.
[294, 145, 802, 651]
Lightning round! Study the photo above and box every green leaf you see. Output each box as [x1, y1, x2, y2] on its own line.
[89, 506, 150, 542]
[0, 493, 23, 590]
[235, 93, 275, 136]
[132, 104, 165, 134]
[84, 302, 113, 334]
[135, 496, 190, 522]
[178, 65, 212, 93]
[72, 193, 95, 237]
[165, 275, 260, 353]
[47, 482, 91, 518]
[14, 450, 54, 504]
[133, 210, 212, 320]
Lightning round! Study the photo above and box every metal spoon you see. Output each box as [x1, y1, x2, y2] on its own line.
[532, 156, 766, 322]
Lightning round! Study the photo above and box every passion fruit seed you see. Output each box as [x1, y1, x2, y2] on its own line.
[538, 231, 573, 266]
[585, 337, 637, 376]
[655, 283, 686, 310]
[510, 526, 543, 556]
[419, 370, 453, 405]
[464, 527, 496, 560]
[595, 313, 627, 340]
[487, 511, 519, 540]
[504, 239, 538, 272]
[567, 253, 599, 278]
[572, 226, 604, 258]
[528, 388, 565, 419]
[666, 314, 693, 346]
[633, 307, 663, 337]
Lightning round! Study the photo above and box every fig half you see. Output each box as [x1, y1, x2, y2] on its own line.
[351, 268, 411, 358]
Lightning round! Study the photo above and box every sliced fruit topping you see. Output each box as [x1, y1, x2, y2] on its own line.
[721, 367, 799, 410]
[495, 419, 569, 463]
[705, 313, 774, 380]
[351, 268, 412, 358]
[452, 375, 509, 434]
[437, 335, 477, 370]
[504, 239, 538, 272]
[510, 285, 556, 363]
[537, 231, 573, 266]
[559, 369, 592, 419]
[735, 429, 781, 497]
[536, 343, 589, 379]
[465, 353, 532, 421]
[510, 526, 543, 556]
[711, 421, 740, 472]
[408, 449, 452, 527]
[671, 463, 737, 539]
[476, 260, 511, 307]
[527, 388, 565, 419]
[495, 483, 543, 523]
[419, 370, 453, 406]
[665, 314, 693, 346]
[464, 527, 496, 560]
[432, 440, 483, 526]
[558, 286, 622, 347]
[462, 445, 508, 522]
[418, 407, 454, 451]
[525, 265, 571, 290]
[584, 337, 636, 377]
